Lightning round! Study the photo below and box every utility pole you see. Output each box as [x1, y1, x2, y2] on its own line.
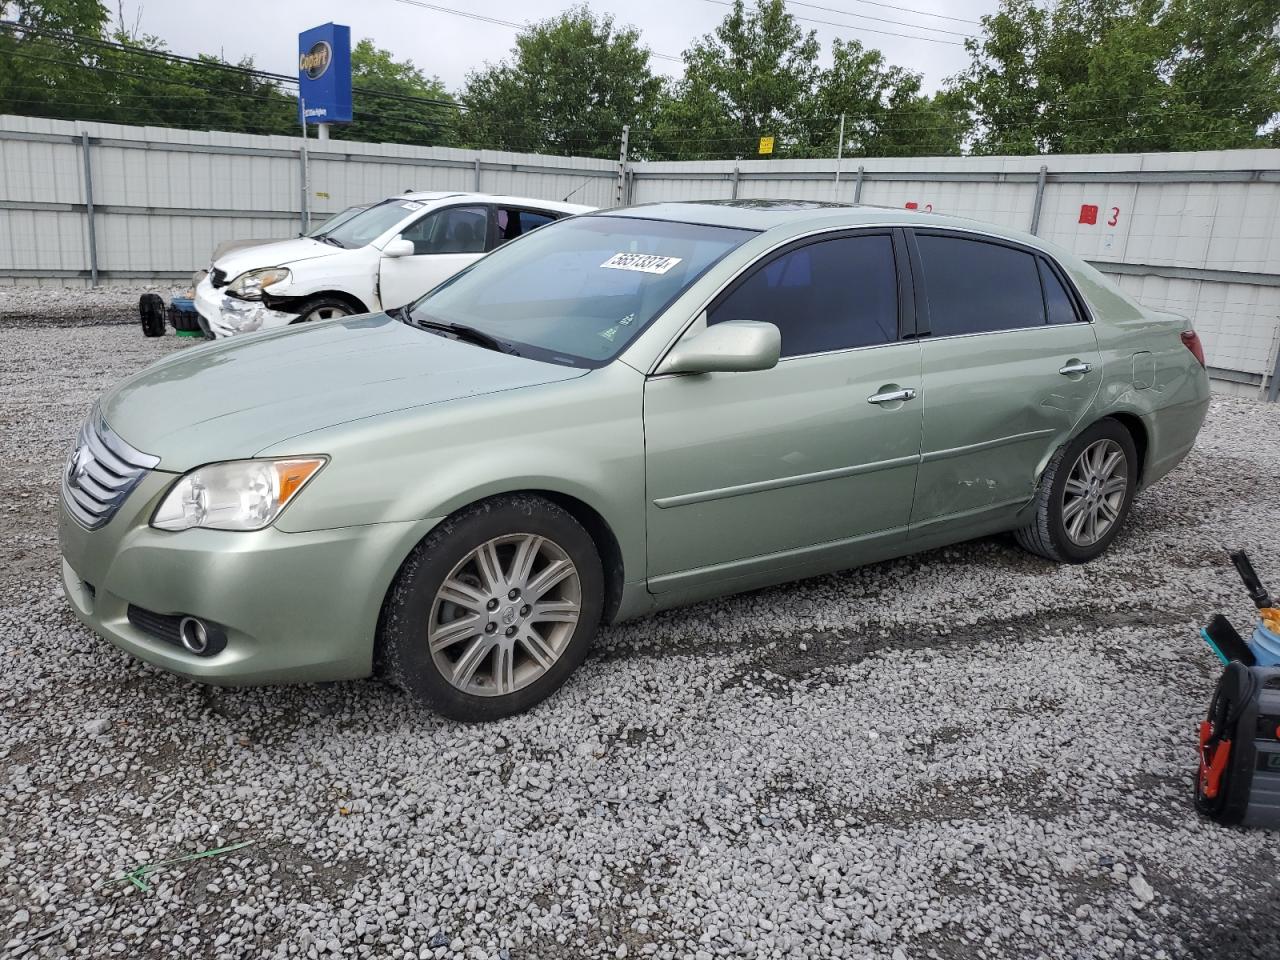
[299, 98, 311, 233]
[616, 124, 630, 208]
[834, 113, 845, 195]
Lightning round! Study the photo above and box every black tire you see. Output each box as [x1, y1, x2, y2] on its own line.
[1014, 418, 1138, 564]
[378, 494, 604, 721]
[290, 296, 354, 325]
[139, 294, 166, 337]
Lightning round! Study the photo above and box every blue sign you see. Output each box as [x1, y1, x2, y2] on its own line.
[298, 23, 352, 124]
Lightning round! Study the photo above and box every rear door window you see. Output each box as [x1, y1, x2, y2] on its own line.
[915, 234, 1046, 336]
[708, 233, 899, 357]
[494, 207, 560, 247]
[1040, 259, 1082, 324]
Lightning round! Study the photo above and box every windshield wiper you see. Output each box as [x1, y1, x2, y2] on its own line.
[399, 311, 518, 355]
[314, 234, 345, 247]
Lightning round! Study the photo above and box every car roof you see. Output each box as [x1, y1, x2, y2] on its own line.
[598, 199, 1040, 244]
[397, 191, 594, 214]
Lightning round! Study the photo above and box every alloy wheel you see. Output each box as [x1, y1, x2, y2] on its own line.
[303, 305, 348, 322]
[1062, 438, 1128, 547]
[428, 533, 582, 697]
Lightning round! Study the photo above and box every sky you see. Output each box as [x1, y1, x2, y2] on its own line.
[118, 0, 998, 96]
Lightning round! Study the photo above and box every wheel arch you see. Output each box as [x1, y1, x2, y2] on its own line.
[375, 488, 628, 649]
[268, 290, 371, 318]
[1104, 410, 1149, 488]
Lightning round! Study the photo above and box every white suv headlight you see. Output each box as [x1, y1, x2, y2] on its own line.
[228, 267, 291, 300]
[152, 458, 325, 532]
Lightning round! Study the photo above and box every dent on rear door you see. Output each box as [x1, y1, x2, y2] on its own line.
[911, 325, 1103, 533]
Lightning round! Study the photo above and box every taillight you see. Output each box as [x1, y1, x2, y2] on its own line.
[1181, 330, 1206, 368]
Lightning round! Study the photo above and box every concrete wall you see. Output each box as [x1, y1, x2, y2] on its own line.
[2, 114, 1277, 396]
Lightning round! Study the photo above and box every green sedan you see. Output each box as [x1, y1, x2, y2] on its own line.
[59, 201, 1210, 720]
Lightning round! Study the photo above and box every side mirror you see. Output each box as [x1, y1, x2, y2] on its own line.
[656, 320, 781, 376]
[383, 238, 415, 258]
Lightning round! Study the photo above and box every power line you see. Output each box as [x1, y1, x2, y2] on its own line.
[385, 0, 685, 63]
[790, 0, 982, 26]
[784, 0, 975, 37]
[703, 0, 966, 45]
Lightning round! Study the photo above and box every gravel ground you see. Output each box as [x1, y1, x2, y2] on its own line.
[0, 283, 189, 327]
[3, 323, 1280, 960]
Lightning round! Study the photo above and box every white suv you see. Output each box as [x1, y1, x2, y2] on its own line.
[194, 192, 594, 338]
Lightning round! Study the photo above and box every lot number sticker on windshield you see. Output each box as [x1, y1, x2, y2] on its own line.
[400, 201, 424, 211]
[600, 253, 683, 275]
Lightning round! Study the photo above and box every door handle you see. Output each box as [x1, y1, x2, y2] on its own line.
[866, 388, 917, 405]
[1059, 361, 1092, 376]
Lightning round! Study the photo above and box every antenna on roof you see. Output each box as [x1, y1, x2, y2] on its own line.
[562, 175, 596, 203]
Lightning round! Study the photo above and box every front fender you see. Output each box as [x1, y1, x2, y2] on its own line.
[264, 363, 648, 592]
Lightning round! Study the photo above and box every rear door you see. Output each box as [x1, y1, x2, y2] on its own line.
[378, 204, 490, 308]
[906, 229, 1103, 535]
[643, 229, 923, 592]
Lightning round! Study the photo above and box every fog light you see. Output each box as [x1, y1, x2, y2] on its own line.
[179, 616, 210, 654]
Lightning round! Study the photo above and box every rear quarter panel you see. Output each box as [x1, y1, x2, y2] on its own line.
[1065, 258, 1210, 489]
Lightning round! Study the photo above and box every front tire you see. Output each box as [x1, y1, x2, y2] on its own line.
[1015, 418, 1138, 563]
[291, 296, 353, 324]
[378, 495, 604, 721]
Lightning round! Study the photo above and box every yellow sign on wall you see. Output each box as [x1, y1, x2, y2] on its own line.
[758, 136, 774, 155]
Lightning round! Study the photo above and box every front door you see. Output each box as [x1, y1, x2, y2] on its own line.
[643, 230, 924, 593]
[906, 230, 1103, 534]
[379, 204, 490, 309]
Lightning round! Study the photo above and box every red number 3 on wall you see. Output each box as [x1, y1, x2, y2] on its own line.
[1107, 206, 1120, 227]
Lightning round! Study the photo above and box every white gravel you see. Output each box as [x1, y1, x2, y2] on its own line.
[0, 283, 189, 327]
[2, 324, 1280, 960]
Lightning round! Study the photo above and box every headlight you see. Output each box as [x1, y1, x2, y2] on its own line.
[152, 458, 325, 531]
[227, 267, 291, 300]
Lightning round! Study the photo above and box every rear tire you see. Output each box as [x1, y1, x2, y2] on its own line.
[1014, 418, 1138, 563]
[378, 495, 604, 721]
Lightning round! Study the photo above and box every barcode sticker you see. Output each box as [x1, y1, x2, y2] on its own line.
[600, 253, 683, 275]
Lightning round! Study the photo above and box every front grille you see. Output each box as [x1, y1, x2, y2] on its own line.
[127, 605, 183, 646]
[62, 415, 159, 530]
[210, 268, 229, 288]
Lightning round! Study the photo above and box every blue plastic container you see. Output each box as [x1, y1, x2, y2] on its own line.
[1248, 621, 1280, 667]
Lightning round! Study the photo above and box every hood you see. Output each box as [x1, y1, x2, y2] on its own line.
[100, 313, 587, 471]
[213, 236, 346, 275]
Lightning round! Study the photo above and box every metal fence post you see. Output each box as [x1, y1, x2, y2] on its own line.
[80, 132, 98, 287]
[731, 164, 740, 200]
[615, 125, 630, 207]
[1029, 164, 1048, 235]
[473, 156, 482, 191]
[1267, 344, 1280, 402]
[853, 165, 864, 204]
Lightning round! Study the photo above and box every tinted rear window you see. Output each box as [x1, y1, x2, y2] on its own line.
[1040, 260, 1081, 325]
[917, 235, 1046, 336]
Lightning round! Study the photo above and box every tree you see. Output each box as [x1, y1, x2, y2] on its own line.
[953, 0, 1280, 154]
[458, 5, 662, 158]
[653, 0, 963, 160]
[804, 38, 966, 157]
[339, 39, 458, 146]
[652, 0, 821, 159]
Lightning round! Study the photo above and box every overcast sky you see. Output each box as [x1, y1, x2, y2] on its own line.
[118, 0, 997, 96]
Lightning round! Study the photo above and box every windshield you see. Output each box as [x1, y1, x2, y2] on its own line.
[321, 197, 425, 248]
[306, 204, 368, 238]
[407, 216, 756, 367]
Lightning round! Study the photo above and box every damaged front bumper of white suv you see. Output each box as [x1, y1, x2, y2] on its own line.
[194, 276, 299, 339]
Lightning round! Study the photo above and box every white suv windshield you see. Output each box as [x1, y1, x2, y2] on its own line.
[318, 198, 426, 248]
[406, 216, 756, 367]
